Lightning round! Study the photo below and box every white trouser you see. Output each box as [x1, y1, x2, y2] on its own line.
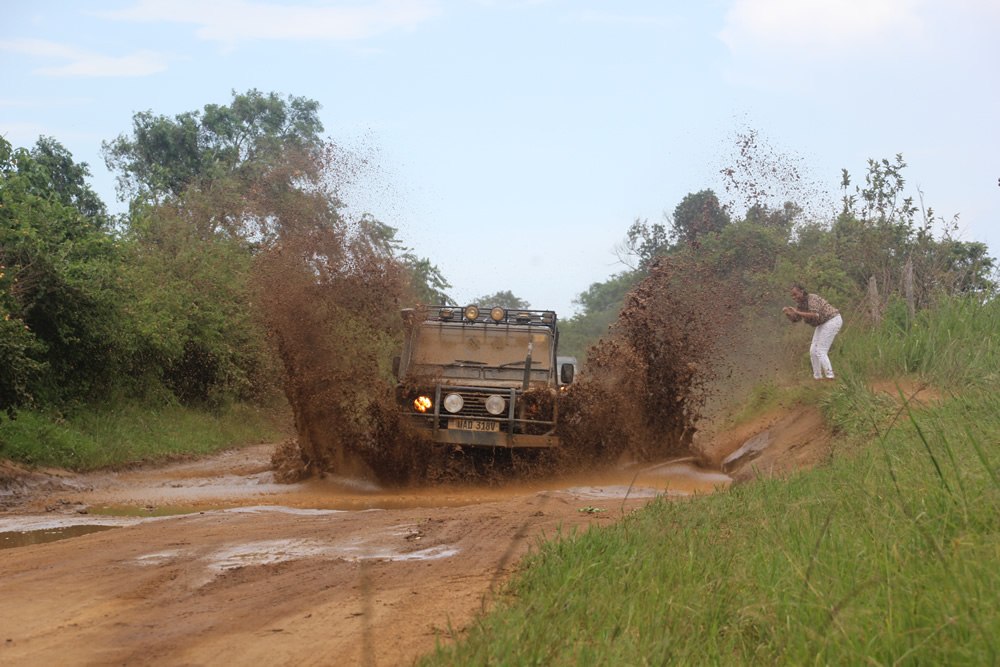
[810, 314, 842, 379]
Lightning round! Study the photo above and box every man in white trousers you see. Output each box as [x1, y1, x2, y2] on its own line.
[782, 285, 842, 380]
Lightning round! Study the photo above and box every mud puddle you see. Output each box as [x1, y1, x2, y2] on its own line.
[0, 524, 119, 550]
[2, 445, 731, 551]
[72, 458, 729, 514]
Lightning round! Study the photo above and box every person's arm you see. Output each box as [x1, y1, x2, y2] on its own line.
[792, 308, 819, 324]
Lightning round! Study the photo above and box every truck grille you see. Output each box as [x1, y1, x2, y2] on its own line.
[447, 390, 504, 418]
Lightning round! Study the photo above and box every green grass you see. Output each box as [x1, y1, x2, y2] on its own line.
[422, 293, 1000, 665]
[0, 400, 291, 470]
[835, 295, 1000, 392]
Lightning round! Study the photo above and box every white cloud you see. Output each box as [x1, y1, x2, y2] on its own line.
[0, 38, 171, 77]
[717, 0, 1000, 91]
[718, 0, 926, 58]
[99, 0, 441, 43]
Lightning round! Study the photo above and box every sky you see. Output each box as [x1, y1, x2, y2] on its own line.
[3, 0, 998, 317]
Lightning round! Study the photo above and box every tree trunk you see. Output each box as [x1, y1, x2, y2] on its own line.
[904, 258, 915, 321]
[868, 276, 881, 325]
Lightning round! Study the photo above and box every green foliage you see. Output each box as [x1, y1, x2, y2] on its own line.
[616, 217, 669, 271]
[0, 313, 45, 417]
[102, 88, 323, 204]
[832, 154, 996, 310]
[832, 292, 1000, 392]
[558, 271, 640, 359]
[401, 253, 452, 305]
[0, 136, 132, 409]
[30, 136, 110, 226]
[574, 155, 995, 375]
[473, 290, 530, 310]
[670, 188, 730, 245]
[0, 401, 289, 470]
[615, 190, 731, 271]
[120, 207, 275, 404]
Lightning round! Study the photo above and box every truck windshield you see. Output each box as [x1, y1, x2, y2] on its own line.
[410, 324, 552, 370]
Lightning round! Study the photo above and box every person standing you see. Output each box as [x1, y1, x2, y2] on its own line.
[782, 285, 842, 380]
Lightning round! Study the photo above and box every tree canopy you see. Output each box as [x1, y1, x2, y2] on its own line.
[1, 136, 128, 412]
[670, 189, 730, 245]
[561, 157, 996, 360]
[102, 89, 324, 205]
[474, 290, 530, 310]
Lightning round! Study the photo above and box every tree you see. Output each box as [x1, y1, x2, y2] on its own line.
[102, 89, 323, 206]
[558, 271, 641, 358]
[473, 290, 530, 310]
[0, 136, 129, 409]
[30, 137, 110, 226]
[615, 218, 669, 271]
[670, 189, 730, 245]
[615, 191, 732, 273]
[350, 215, 452, 305]
[744, 201, 800, 233]
[401, 254, 452, 304]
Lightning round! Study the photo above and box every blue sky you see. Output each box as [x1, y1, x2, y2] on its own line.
[3, 0, 998, 316]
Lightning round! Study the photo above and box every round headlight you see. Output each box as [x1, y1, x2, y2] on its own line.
[490, 307, 505, 322]
[413, 395, 432, 413]
[464, 305, 480, 321]
[443, 393, 464, 413]
[484, 394, 506, 416]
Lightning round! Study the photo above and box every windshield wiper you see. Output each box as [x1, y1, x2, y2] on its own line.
[498, 360, 540, 368]
[449, 359, 487, 366]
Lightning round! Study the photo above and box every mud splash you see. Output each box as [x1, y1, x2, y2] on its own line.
[251, 154, 427, 485]
[556, 254, 741, 466]
[254, 126, 819, 486]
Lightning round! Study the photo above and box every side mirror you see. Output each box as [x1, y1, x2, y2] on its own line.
[392, 356, 401, 378]
[560, 363, 574, 384]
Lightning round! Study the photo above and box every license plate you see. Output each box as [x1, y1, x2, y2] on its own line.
[448, 419, 499, 432]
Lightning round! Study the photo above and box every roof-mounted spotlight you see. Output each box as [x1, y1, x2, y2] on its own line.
[464, 305, 480, 321]
[489, 307, 506, 322]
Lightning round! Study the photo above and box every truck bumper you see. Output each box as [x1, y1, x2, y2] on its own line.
[408, 424, 559, 449]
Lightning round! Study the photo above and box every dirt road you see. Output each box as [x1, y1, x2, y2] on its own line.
[0, 441, 741, 666]
[0, 401, 837, 666]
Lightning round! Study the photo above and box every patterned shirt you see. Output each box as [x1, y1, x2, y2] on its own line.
[792, 293, 839, 327]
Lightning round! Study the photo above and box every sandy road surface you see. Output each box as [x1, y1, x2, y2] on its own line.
[0, 444, 734, 666]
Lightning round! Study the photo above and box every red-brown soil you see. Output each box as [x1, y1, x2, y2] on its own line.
[0, 402, 830, 666]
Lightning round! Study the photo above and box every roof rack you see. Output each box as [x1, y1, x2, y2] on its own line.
[407, 304, 558, 330]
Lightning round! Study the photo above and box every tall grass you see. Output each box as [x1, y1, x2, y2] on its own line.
[0, 400, 291, 470]
[835, 294, 1000, 390]
[423, 293, 1000, 665]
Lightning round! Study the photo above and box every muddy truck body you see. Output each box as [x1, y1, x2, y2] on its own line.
[394, 305, 575, 448]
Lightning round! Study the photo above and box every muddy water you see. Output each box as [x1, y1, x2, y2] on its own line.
[0, 452, 730, 550]
[0, 525, 118, 550]
[83, 458, 729, 510]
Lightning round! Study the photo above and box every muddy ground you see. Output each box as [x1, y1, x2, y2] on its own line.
[0, 404, 830, 666]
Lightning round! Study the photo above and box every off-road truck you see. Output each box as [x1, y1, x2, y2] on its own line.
[394, 304, 575, 448]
